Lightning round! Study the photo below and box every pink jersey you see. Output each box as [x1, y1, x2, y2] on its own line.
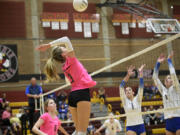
[63, 57, 96, 91]
[40, 113, 61, 135]
[2, 110, 11, 119]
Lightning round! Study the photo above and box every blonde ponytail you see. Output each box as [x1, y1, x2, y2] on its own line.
[44, 58, 60, 82]
[44, 46, 65, 82]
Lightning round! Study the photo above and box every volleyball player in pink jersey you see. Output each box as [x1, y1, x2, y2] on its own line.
[32, 99, 69, 135]
[36, 37, 96, 135]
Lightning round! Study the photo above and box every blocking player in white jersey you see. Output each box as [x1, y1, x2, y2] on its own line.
[120, 64, 146, 135]
[95, 113, 122, 135]
[153, 52, 180, 135]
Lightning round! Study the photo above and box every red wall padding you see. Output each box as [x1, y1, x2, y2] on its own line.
[173, 5, 180, 15]
[0, 91, 28, 102]
[0, 86, 139, 102]
[43, 2, 97, 38]
[113, 9, 154, 38]
[0, 1, 26, 38]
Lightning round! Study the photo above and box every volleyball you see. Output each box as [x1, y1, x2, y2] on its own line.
[73, 0, 88, 12]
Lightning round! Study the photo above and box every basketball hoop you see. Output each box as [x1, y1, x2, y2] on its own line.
[146, 18, 180, 34]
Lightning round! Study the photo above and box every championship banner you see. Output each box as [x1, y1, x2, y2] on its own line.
[83, 22, 92, 38]
[73, 13, 100, 38]
[0, 45, 18, 82]
[74, 22, 82, 32]
[41, 12, 69, 30]
[121, 23, 129, 35]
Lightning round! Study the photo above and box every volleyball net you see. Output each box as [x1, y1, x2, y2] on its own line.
[36, 32, 180, 121]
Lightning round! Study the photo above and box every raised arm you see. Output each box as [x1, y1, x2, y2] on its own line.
[137, 64, 145, 102]
[167, 52, 180, 91]
[36, 36, 74, 52]
[49, 36, 73, 52]
[120, 65, 135, 106]
[152, 54, 166, 95]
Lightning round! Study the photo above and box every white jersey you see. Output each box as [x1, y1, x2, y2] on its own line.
[120, 79, 144, 126]
[101, 119, 122, 135]
[153, 59, 180, 119]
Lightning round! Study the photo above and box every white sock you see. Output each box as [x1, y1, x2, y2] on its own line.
[72, 130, 77, 135]
[77, 132, 86, 135]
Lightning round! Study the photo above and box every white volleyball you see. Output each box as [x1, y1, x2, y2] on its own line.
[73, 0, 88, 12]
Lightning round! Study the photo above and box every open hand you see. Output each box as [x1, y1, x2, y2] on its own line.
[157, 54, 166, 63]
[127, 65, 135, 77]
[36, 44, 50, 52]
[138, 64, 146, 73]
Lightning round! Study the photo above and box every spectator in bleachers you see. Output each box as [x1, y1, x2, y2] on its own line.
[0, 93, 9, 111]
[56, 90, 67, 108]
[67, 109, 72, 126]
[87, 123, 95, 135]
[16, 108, 24, 119]
[20, 107, 29, 135]
[98, 87, 106, 103]
[143, 107, 150, 125]
[151, 83, 159, 98]
[59, 104, 68, 120]
[144, 83, 154, 100]
[0, 98, 3, 111]
[10, 114, 21, 132]
[2, 106, 13, 135]
[95, 113, 122, 135]
[155, 105, 164, 124]
[47, 92, 56, 101]
[149, 105, 157, 125]
[2, 106, 11, 125]
[25, 77, 43, 130]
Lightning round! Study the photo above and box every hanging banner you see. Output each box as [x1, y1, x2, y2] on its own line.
[41, 12, 69, 22]
[60, 22, 68, 30]
[74, 22, 82, 32]
[41, 12, 69, 30]
[92, 22, 99, 33]
[73, 13, 100, 35]
[83, 22, 92, 38]
[138, 22, 146, 28]
[113, 22, 120, 26]
[129, 22, 136, 28]
[42, 21, 50, 27]
[122, 23, 129, 35]
[51, 22, 59, 30]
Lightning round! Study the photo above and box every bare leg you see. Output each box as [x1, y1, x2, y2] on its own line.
[166, 130, 175, 135]
[69, 106, 78, 133]
[176, 129, 180, 135]
[77, 101, 91, 132]
[127, 130, 137, 135]
[140, 132, 146, 135]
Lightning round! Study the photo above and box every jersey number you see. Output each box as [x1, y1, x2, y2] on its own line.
[66, 72, 74, 83]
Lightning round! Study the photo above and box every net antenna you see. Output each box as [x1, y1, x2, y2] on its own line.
[96, 0, 169, 18]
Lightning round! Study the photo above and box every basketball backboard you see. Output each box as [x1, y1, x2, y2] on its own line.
[146, 18, 180, 34]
